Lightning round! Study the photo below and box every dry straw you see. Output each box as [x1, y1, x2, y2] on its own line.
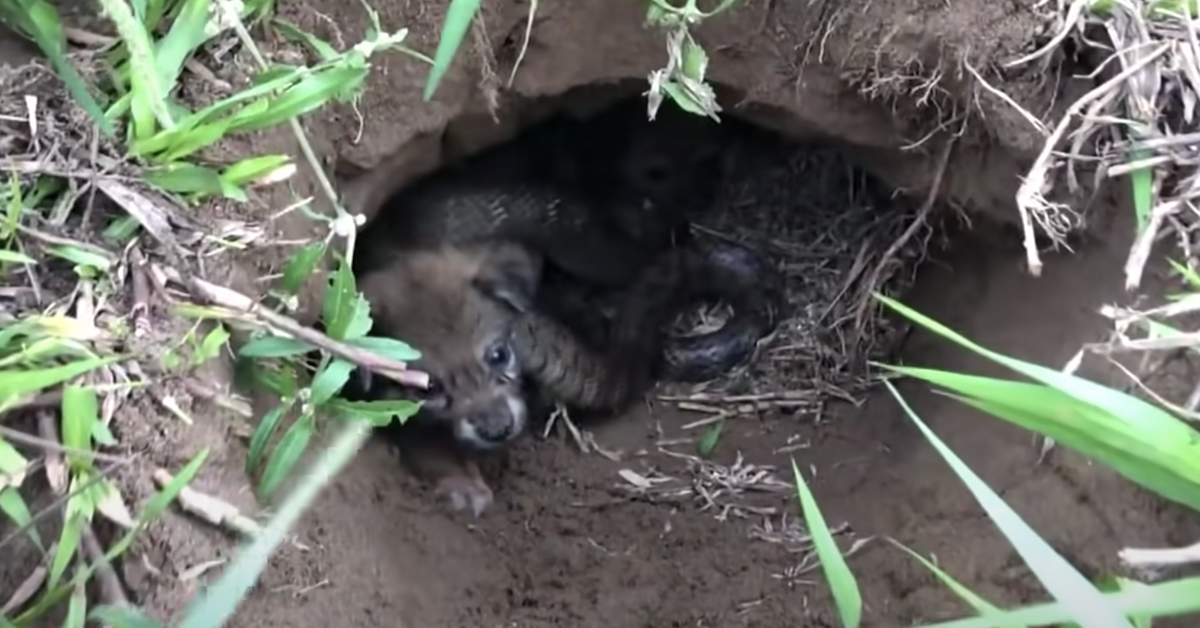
[1003, 0, 1199, 284]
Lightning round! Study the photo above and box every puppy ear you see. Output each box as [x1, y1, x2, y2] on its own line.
[471, 242, 543, 313]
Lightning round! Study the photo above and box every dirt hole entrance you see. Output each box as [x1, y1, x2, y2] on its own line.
[348, 80, 935, 410]
[236, 84, 1198, 628]
[237, 81, 1197, 627]
[217, 208, 1200, 628]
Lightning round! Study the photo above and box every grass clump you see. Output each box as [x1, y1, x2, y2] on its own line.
[789, 292, 1200, 628]
[0, 0, 432, 625]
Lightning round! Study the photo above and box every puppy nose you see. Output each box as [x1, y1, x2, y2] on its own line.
[470, 405, 517, 444]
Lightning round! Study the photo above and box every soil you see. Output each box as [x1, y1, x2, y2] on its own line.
[2, 0, 1199, 626]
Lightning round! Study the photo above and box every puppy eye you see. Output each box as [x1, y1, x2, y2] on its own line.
[484, 343, 513, 369]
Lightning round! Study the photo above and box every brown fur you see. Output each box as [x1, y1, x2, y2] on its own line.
[356, 242, 543, 516]
[356, 237, 772, 516]
[358, 243, 540, 447]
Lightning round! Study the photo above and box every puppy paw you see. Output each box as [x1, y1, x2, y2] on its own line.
[436, 474, 494, 518]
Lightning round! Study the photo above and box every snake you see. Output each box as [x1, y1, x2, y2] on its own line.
[352, 103, 787, 409]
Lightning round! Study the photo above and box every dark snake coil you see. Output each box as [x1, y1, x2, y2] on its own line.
[353, 104, 786, 411]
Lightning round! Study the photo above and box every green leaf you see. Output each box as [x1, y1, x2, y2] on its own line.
[0, 487, 42, 550]
[66, 575, 87, 628]
[310, 359, 355, 406]
[91, 419, 117, 447]
[220, 154, 293, 188]
[1146, 0, 1198, 20]
[130, 90, 260, 159]
[103, 216, 142, 243]
[61, 386, 99, 470]
[347, 335, 421, 362]
[342, 295, 374, 341]
[144, 163, 225, 196]
[154, 0, 213, 90]
[882, 365, 1200, 513]
[140, 450, 208, 526]
[889, 539, 1013, 625]
[196, 325, 231, 363]
[0, 337, 96, 371]
[46, 245, 113, 272]
[249, 362, 299, 398]
[0, 249, 37, 264]
[885, 381, 1132, 628]
[423, 0, 481, 101]
[956, 391, 1200, 513]
[144, 117, 237, 162]
[237, 335, 314, 359]
[280, 242, 327, 296]
[47, 508, 83, 591]
[258, 412, 315, 497]
[697, 421, 722, 457]
[326, 397, 420, 426]
[0, 437, 29, 475]
[269, 19, 340, 61]
[679, 35, 708, 81]
[232, 66, 370, 132]
[322, 254, 359, 340]
[246, 402, 290, 476]
[917, 577, 1200, 628]
[0, 357, 114, 410]
[1126, 143, 1153, 235]
[791, 460, 861, 628]
[661, 81, 710, 117]
[876, 295, 1197, 444]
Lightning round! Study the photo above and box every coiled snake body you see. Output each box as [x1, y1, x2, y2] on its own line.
[354, 104, 786, 412]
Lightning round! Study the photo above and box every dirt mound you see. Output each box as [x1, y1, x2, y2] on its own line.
[319, 0, 1078, 227]
[3, 0, 1197, 627]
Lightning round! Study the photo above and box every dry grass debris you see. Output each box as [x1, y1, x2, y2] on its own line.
[661, 121, 937, 421]
[1001, 0, 1199, 281]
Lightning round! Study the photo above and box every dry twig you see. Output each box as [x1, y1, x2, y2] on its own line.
[154, 264, 430, 390]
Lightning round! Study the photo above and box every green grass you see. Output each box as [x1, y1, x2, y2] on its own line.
[789, 296, 1200, 628]
[1, 0, 1198, 627]
[0, 0, 429, 624]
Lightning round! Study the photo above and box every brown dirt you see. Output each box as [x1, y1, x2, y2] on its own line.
[116, 209, 1200, 628]
[3, 0, 1199, 626]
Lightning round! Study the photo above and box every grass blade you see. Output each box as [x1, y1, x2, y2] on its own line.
[422, 0, 481, 101]
[916, 577, 1200, 628]
[876, 295, 1191, 441]
[246, 403, 288, 477]
[885, 381, 1133, 628]
[257, 411, 315, 498]
[882, 365, 1200, 511]
[0, 487, 42, 550]
[888, 538, 1017, 627]
[176, 420, 371, 628]
[791, 460, 861, 628]
[0, 0, 115, 136]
